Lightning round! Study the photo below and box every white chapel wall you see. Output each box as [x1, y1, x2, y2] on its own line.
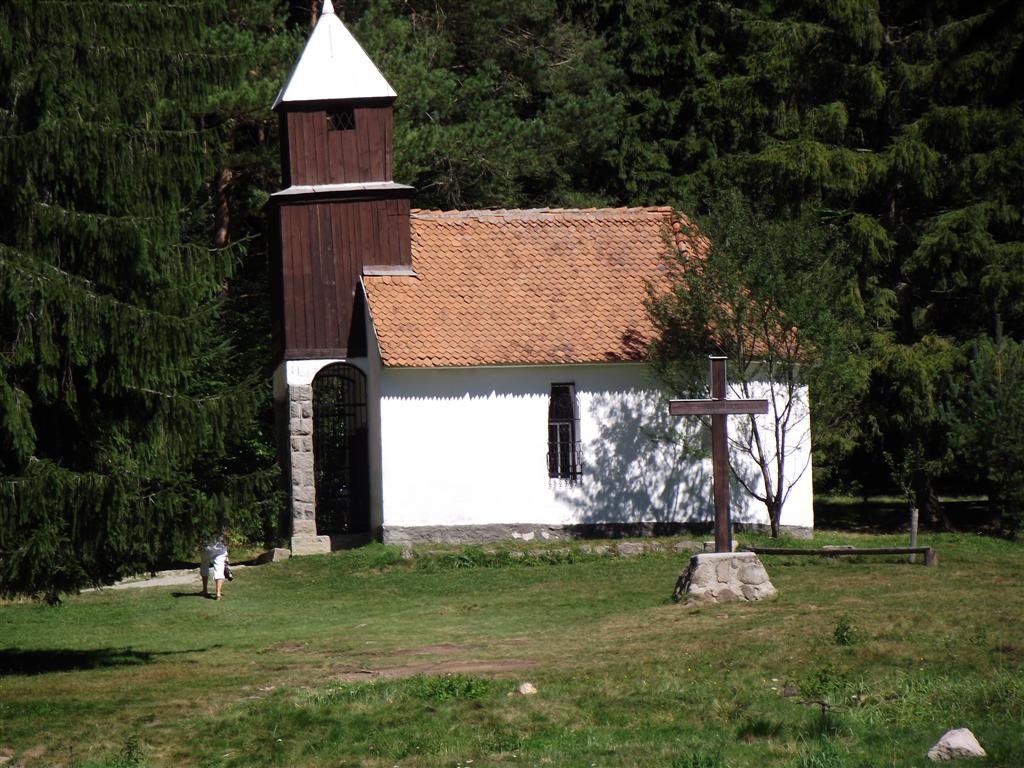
[376, 363, 813, 540]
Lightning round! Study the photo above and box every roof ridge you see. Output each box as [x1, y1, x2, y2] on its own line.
[410, 206, 674, 220]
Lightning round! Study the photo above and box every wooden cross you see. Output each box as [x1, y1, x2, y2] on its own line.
[669, 356, 769, 553]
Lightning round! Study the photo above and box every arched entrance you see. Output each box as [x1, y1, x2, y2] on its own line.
[312, 363, 370, 535]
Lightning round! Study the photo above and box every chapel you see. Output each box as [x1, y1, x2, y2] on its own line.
[270, 0, 814, 554]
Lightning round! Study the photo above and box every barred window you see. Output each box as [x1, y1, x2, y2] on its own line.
[547, 383, 582, 480]
[327, 108, 355, 131]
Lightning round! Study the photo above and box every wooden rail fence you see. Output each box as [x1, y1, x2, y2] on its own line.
[744, 546, 938, 567]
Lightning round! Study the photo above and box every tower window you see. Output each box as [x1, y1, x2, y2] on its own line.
[327, 108, 355, 131]
[547, 383, 582, 481]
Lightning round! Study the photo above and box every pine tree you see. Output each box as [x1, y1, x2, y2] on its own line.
[623, 0, 1024, 517]
[348, 0, 628, 209]
[947, 335, 1024, 535]
[0, 0, 291, 601]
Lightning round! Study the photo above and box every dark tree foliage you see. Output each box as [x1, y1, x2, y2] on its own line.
[346, 0, 631, 209]
[0, 0, 294, 601]
[586, 0, 1023, 522]
[946, 335, 1024, 535]
[561, 0, 710, 203]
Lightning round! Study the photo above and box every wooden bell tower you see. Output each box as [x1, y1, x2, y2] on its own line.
[271, 0, 412, 554]
[270, 0, 413, 360]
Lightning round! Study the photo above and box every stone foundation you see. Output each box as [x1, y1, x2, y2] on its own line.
[383, 522, 811, 547]
[735, 522, 813, 540]
[291, 534, 331, 555]
[291, 532, 374, 555]
[672, 552, 777, 604]
[383, 523, 575, 546]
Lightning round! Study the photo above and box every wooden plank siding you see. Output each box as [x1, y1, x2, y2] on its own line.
[278, 113, 291, 189]
[268, 210, 285, 361]
[278, 198, 411, 357]
[285, 107, 394, 186]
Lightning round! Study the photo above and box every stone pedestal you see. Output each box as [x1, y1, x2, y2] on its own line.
[673, 552, 776, 604]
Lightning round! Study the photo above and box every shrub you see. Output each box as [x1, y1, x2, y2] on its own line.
[408, 673, 492, 702]
[833, 615, 859, 646]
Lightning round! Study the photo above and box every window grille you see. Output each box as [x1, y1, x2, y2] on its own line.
[327, 108, 355, 131]
[547, 383, 582, 480]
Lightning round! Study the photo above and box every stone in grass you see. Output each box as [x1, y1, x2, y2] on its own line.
[616, 542, 646, 557]
[673, 540, 703, 554]
[517, 682, 538, 695]
[673, 552, 777, 604]
[928, 729, 986, 761]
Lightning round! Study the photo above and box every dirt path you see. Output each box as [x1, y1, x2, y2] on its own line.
[89, 564, 254, 591]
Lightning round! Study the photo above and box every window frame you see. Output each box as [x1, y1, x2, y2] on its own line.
[547, 382, 582, 481]
[326, 107, 356, 131]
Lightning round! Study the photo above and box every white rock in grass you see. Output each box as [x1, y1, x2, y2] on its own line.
[928, 728, 986, 761]
[517, 682, 537, 695]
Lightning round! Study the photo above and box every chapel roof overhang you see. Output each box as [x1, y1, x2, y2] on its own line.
[272, 0, 397, 111]
[362, 207, 705, 369]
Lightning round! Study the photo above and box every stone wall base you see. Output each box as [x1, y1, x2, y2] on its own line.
[673, 552, 777, 604]
[735, 522, 813, 539]
[290, 535, 332, 556]
[290, 532, 373, 555]
[382, 521, 812, 547]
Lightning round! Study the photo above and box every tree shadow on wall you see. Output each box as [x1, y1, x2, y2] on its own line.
[554, 389, 761, 532]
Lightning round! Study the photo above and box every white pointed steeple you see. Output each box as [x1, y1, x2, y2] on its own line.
[272, 2, 396, 109]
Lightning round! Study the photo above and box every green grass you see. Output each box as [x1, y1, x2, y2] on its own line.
[1, 533, 1022, 767]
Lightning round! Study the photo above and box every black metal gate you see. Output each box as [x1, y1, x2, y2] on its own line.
[312, 364, 370, 535]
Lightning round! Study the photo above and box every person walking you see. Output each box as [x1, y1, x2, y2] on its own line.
[200, 529, 230, 600]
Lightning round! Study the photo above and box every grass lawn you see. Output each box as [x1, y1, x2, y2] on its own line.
[1, 532, 1022, 767]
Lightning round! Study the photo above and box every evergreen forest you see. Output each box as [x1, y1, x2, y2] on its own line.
[1, 0, 1022, 598]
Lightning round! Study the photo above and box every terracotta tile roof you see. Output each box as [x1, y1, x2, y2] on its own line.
[363, 207, 700, 368]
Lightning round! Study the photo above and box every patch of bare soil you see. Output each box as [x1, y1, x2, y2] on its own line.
[267, 640, 313, 653]
[11, 745, 46, 767]
[332, 658, 534, 683]
[266, 641, 477, 660]
[384, 642, 475, 656]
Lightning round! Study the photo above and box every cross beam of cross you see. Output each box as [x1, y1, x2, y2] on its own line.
[669, 356, 769, 553]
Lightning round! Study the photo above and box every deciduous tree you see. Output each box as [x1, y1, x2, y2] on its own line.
[648, 190, 862, 536]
